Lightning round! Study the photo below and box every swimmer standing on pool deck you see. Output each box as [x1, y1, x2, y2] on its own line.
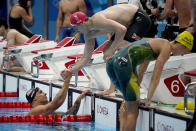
[104, 31, 194, 131]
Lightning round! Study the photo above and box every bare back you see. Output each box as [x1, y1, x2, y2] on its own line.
[60, 0, 86, 27]
[174, 0, 192, 28]
[10, 4, 22, 18]
[95, 4, 138, 27]
[7, 29, 29, 46]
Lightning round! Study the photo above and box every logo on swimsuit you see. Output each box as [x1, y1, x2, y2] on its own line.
[118, 57, 128, 67]
[132, 33, 141, 41]
[136, 16, 142, 22]
[157, 121, 174, 131]
[97, 105, 109, 116]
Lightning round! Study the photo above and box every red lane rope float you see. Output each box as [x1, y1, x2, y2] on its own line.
[0, 102, 32, 108]
[63, 115, 92, 122]
[0, 92, 18, 97]
[0, 114, 92, 123]
[0, 114, 63, 123]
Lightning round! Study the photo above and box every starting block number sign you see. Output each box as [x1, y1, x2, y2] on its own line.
[164, 74, 184, 97]
[154, 113, 186, 131]
[95, 98, 117, 128]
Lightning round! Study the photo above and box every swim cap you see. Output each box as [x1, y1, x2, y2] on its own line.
[70, 12, 87, 26]
[176, 100, 195, 110]
[26, 88, 39, 104]
[175, 31, 194, 50]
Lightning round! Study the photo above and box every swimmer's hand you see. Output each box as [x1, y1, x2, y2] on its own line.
[82, 89, 91, 94]
[103, 49, 114, 62]
[140, 99, 151, 107]
[55, 35, 59, 42]
[74, 33, 80, 44]
[60, 69, 72, 81]
[27, 0, 31, 8]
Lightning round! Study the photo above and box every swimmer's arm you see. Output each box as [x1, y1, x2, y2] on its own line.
[147, 51, 169, 105]
[22, 24, 33, 34]
[103, 20, 127, 54]
[70, 38, 95, 73]
[56, 2, 63, 40]
[158, 0, 173, 20]
[20, 6, 33, 25]
[28, 74, 72, 115]
[92, 15, 126, 53]
[64, 90, 90, 115]
[137, 61, 150, 84]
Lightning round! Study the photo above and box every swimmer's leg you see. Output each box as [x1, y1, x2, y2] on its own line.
[125, 101, 139, 131]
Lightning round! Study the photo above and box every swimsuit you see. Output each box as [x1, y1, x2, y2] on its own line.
[106, 40, 158, 101]
[111, 9, 151, 42]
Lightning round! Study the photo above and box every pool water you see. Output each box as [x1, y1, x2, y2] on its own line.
[0, 98, 116, 131]
[0, 122, 116, 131]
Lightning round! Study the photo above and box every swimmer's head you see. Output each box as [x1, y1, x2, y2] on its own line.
[175, 31, 194, 50]
[26, 87, 39, 104]
[18, 0, 30, 13]
[70, 12, 87, 26]
[0, 18, 8, 36]
[0, 18, 8, 29]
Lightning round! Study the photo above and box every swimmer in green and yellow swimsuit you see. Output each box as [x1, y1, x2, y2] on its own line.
[103, 31, 194, 131]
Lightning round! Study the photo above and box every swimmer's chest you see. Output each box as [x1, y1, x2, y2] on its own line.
[61, 1, 81, 14]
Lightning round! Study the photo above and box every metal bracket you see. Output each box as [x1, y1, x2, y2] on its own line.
[2, 49, 22, 71]
[31, 53, 53, 78]
[184, 82, 196, 116]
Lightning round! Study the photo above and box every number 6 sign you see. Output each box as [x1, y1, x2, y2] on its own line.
[164, 74, 184, 97]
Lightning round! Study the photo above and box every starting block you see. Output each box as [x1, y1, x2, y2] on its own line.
[2, 35, 56, 72]
[67, 40, 109, 89]
[30, 37, 86, 79]
[141, 53, 196, 104]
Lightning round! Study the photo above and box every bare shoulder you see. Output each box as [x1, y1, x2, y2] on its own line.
[150, 38, 171, 56]
[150, 38, 169, 44]
[15, 5, 26, 12]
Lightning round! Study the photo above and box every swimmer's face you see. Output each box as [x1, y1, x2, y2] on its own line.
[0, 26, 5, 36]
[172, 42, 190, 56]
[34, 88, 48, 104]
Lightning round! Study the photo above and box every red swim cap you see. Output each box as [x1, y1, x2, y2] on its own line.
[70, 12, 87, 26]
